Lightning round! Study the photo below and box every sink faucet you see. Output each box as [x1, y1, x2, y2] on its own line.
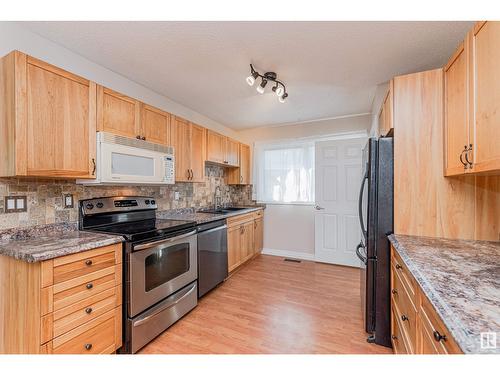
[214, 186, 222, 211]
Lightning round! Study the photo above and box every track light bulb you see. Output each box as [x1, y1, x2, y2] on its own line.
[246, 76, 255, 86]
[279, 93, 288, 103]
[257, 79, 267, 94]
[275, 86, 284, 97]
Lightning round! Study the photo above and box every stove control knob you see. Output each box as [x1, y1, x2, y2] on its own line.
[85, 203, 94, 210]
[96, 202, 104, 208]
[151, 200, 156, 205]
[145, 199, 150, 205]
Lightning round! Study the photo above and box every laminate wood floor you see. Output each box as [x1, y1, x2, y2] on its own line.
[139, 255, 392, 354]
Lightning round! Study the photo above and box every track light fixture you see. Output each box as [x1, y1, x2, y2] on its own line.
[246, 64, 288, 103]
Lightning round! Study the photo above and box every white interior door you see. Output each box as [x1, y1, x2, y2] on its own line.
[314, 137, 366, 267]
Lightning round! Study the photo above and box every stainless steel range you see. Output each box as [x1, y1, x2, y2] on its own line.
[79, 196, 198, 353]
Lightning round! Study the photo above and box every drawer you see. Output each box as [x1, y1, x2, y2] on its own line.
[52, 307, 121, 354]
[52, 287, 120, 338]
[252, 209, 263, 219]
[227, 212, 254, 227]
[391, 266, 417, 352]
[53, 265, 121, 311]
[391, 306, 409, 354]
[420, 293, 462, 354]
[391, 246, 417, 300]
[53, 244, 121, 284]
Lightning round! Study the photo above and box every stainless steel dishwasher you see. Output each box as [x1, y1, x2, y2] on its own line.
[197, 219, 228, 298]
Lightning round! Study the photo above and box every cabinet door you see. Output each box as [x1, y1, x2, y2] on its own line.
[141, 104, 171, 146]
[444, 40, 469, 176]
[206, 130, 225, 164]
[240, 144, 251, 184]
[227, 226, 241, 272]
[171, 116, 191, 182]
[190, 123, 206, 182]
[471, 21, 500, 174]
[97, 86, 140, 139]
[26, 57, 96, 178]
[225, 138, 240, 167]
[254, 218, 263, 255]
[240, 221, 254, 262]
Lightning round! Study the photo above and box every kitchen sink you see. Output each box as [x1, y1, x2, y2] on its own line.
[220, 207, 248, 211]
[197, 207, 249, 214]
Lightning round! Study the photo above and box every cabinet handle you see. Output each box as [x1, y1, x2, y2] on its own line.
[391, 289, 397, 295]
[85, 307, 93, 314]
[142, 136, 146, 141]
[433, 330, 447, 342]
[254, 221, 257, 229]
[91, 158, 96, 175]
[136, 135, 141, 140]
[464, 144, 473, 168]
[186, 169, 190, 180]
[240, 175, 243, 183]
[86, 283, 93, 290]
[85, 259, 92, 266]
[189, 169, 193, 180]
[391, 335, 398, 340]
[401, 314, 408, 322]
[84, 343, 93, 351]
[459, 147, 467, 168]
[395, 264, 402, 270]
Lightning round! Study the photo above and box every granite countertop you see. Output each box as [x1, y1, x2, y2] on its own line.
[0, 222, 124, 263]
[157, 205, 265, 224]
[388, 234, 500, 354]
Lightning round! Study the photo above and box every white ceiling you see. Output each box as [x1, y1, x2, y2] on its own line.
[22, 21, 472, 130]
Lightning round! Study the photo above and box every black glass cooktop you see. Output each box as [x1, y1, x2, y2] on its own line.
[93, 218, 196, 242]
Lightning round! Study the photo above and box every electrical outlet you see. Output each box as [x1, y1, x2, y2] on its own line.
[4, 196, 27, 213]
[174, 191, 180, 201]
[63, 194, 74, 208]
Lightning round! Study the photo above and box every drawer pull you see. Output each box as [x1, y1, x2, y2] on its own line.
[433, 330, 447, 342]
[84, 343, 93, 351]
[86, 283, 93, 290]
[401, 314, 409, 322]
[391, 335, 398, 340]
[85, 307, 93, 314]
[391, 289, 398, 295]
[395, 264, 402, 270]
[85, 259, 93, 266]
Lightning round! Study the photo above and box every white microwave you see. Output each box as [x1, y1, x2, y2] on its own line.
[77, 132, 175, 185]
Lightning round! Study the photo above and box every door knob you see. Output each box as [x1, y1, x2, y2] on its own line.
[315, 205, 325, 210]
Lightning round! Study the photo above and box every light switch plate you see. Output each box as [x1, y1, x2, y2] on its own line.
[63, 194, 74, 208]
[4, 196, 27, 213]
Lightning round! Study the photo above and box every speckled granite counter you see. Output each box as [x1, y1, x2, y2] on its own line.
[0, 222, 124, 263]
[157, 205, 265, 224]
[388, 234, 500, 354]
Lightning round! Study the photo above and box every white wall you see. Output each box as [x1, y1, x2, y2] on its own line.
[0, 22, 241, 141]
[236, 115, 370, 260]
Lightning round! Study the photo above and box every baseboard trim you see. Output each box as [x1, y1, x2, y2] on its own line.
[261, 248, 315, 261]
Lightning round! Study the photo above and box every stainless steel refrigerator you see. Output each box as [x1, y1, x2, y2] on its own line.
[356, 136, 393, 348]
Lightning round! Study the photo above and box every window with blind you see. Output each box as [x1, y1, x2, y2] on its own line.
[253, 141, 315, 204]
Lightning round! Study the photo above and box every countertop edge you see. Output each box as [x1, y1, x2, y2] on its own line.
[157, 206, 265, 224]
[388, 234, 478, 354]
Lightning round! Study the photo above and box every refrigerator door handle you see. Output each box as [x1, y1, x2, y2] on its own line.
[358, 169, 368, 242]
[356, 242, 367, 265]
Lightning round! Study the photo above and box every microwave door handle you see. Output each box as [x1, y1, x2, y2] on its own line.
[132, 283, 197, 327]
[358, 170, 368, 242]
[134, 230, 197, 251]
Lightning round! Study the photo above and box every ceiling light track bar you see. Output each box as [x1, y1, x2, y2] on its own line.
[247, 63, 288, 102]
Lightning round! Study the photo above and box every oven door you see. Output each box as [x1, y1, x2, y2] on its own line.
[128, 230, 197, 317]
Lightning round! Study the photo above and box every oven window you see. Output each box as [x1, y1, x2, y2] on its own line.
[111, 152, 155, 176]
[144, 243, 190, 292]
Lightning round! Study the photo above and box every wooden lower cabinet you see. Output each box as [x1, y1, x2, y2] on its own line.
[0, 243, 122, 354]
[390, 245, 462, 354]
[226, 209, 264, 273]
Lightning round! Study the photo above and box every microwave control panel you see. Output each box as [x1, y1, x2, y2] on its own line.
[163, 155, 175, 184]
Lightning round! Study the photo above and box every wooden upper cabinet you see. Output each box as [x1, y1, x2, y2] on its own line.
[470, 21, 500, 174]
[141, 104, 171, 146]
[206, 130, 225, 164]
[0, 51, 96, 179]
[225, 138, 240, 167]
[227, 143, 251, 185]
[190, 123, 206, 182]
[444, 40, 470, 176]
[171, 116, 206, 182]
[97, 86, 140, 139]
[97, 86, 171, 146]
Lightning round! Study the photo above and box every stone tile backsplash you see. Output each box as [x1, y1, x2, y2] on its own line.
[0, 165, 254, 230]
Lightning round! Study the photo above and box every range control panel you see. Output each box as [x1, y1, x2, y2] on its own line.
[80, 196, 157, 215]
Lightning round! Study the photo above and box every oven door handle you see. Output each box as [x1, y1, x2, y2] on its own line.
[132, 283, 197, 327]
[134, 230, 197, 251]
